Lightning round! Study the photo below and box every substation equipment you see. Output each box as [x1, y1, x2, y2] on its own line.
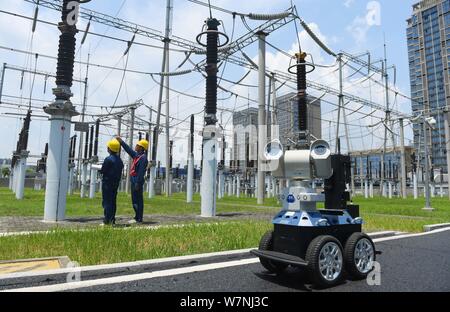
[196, 16, 229, 217]
[251, 52, 379, 288]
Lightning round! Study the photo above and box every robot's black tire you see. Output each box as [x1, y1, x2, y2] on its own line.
[344, 233, 376, 280]
[258, 231, 288, 274]
[306, 235, 344, 288]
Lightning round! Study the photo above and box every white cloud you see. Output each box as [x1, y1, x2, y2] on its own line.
[344, 0, 355, 8]
[346, 1, 381, 45]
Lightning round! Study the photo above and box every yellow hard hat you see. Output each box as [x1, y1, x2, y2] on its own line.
[107, 139, 121, 153]
[137, 139, 149, 151]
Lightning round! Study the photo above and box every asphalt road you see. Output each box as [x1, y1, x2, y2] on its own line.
[66, 229, 450, 292]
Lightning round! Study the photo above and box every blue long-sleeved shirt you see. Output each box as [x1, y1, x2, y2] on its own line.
[120, 140, 148, 185]
[100, 154, 124, 189]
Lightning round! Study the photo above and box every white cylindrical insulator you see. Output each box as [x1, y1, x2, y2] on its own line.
[15, 157, 27, 200]
[80, 163, 88, 198]
[364, 180, 369, 199]
[201, 137, 217, 218]
[218, 170, 225, 200]
[148, 167, 156, 199]
[44, 115, 72, 222]
[89, 166, 97, 199]
[187, 154, 194, 203]
[68, 167, 74, 195]
[236, 176, 241, 198]
[413, 174, 418, 199]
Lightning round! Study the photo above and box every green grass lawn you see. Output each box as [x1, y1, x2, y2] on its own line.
[0, 188, 279, 217]
[0, 221, 273, 266]
[0, 188, 449, 265]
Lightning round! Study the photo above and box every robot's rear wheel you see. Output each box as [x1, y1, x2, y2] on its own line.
[306, 235, 344, 288]
[344, 233, 376, 280]
[258, 231, 288, 274]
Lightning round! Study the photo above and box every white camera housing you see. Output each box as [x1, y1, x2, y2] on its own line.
[270, 140, 332, 180]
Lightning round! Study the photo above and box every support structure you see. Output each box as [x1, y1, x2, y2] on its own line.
[151, 0, 173, 199]
[399, 118, 407, 198]
[76, 54, 89, 191]
[200, 18, 223, 217]
[444, 110, 450, 200]
[257, 32, 267, 205]
[187, 115, 195, 203]
[125, 107, 136, 194]
[43, 0, 87, 222]
[423, 121, 434, 211]
[165, 45, 171, 197]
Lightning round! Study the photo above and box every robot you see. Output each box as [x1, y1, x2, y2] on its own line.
[251, 52, 377, 288]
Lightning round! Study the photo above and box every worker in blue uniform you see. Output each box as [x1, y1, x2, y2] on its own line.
[100, 139, 124, 226]
[116, 136, 149, 224]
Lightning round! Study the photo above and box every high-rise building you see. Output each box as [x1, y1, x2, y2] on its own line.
[407, 0, 450, 172]
[231, 93, 321, 170]
[276, 93, 322, 148]
[232, 107, 259, 170]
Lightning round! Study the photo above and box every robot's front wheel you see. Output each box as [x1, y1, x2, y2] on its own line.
[258, 231, 288, 274]
[306, 235, 344, 288]
[344, 233, 376, 280]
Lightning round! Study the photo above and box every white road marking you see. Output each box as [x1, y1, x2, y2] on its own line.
[3, 258, 261, 292]
[0, 248, 254, 280]
[372, 227, 450, 243]
[3, 227, 450, 292]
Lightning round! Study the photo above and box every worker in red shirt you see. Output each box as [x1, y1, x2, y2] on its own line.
[116, 137, 149, 224]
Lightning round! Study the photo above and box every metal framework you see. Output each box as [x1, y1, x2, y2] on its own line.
[273, 70, 408, 119]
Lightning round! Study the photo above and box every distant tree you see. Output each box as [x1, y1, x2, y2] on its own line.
[2, 167, 10, 178]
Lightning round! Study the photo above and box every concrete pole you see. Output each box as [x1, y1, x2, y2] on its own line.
[413, 171, 418, 199]
[231, 175, 236, 196]
[15, 152, 28, 200]
[89, 165, 97, 199]
[125, 107, 136, 194]
[201, 128, 217, 217]
[67, 165, 74, 195]
[147, 110, 153, 198]
[187, 116, 195, 203]
[423, 121, 434, 210]
[81, 162, 87, 198]
[364, 179, 369, 199]
[8, 172, 13, 190]
[43, 0, 82, 223]
[165, 46, 172, 198]
[399, 118, 407, 198]
[151, 0, 172, 199]
[218, 170, 225, 199]
[44, 112, 76, 222]
[360, 155, 364, 196]
[335, 54, 344, 154]
[444, 110, 450, 200]
[236, 175, 241, 198]
[13, 162, 19, 195]
[187, 153, 194, 203]
[257, 32, 266, 205]
[76, 55, 89, 191]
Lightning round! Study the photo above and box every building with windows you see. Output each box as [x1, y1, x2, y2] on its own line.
[275, 93, 322, 148]
[232, 107, 259, 171]
[407, 0, 450, 172]
[350, 147, 416, 182]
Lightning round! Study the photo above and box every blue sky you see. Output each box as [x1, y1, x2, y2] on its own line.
[0, 0, 418, 163]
